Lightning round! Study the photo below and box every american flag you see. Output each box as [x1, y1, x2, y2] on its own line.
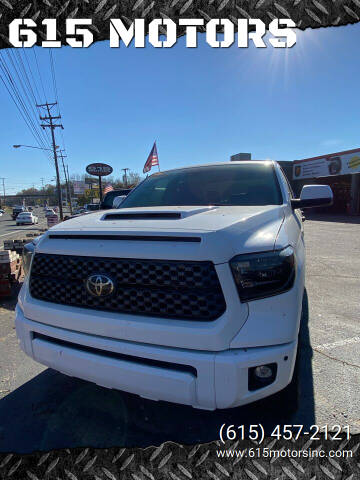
[103, 184, 114, 194]
[143, 142, 159, 174]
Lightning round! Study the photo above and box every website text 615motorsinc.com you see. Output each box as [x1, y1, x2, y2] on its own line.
[216, 447, 353, 460]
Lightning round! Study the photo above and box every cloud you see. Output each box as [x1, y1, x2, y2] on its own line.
[320, 139, 342, 148]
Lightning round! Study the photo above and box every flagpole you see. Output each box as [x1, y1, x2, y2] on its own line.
[156, 140, 160, 171]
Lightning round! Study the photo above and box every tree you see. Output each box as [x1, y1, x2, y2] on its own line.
[128, 171, 141, 186]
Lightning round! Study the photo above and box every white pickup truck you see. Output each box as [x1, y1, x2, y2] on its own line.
[16, 162, 333, 410]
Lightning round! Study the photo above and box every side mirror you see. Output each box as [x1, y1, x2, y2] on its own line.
[112, 195, 127, 208]
[291, 185, 333, 209]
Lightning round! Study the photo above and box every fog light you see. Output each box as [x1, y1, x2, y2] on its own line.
[248, 363, 277, 391]
[254, 365, 273, 379]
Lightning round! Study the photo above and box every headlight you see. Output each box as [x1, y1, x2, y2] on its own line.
[22, 242, 35, 277]
[229, 246, 295, 302]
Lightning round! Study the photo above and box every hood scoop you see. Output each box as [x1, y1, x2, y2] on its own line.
[103, 212, 182, 220]
[102, 207, 218, 222]
[48, 234, 201, 242]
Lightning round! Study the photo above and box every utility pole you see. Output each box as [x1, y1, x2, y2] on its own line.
[59, 150, 73, 215]
[66, 165, 72, 212]
[122, 168, 129, 187]
[98, 175, 103, 203]
[37, 102, 64, 220]
[40, 178, 45, 189]
[0, 178, 5, 206]
[58, 150, 67, 206]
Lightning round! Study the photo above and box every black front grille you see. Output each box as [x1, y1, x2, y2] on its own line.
[30, 254, 226, 321]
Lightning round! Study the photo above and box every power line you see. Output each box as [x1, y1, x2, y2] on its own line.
[21, 48, 42, 104]
[0, 46, 69, 213]
[21, 48, 53, 149]
[13, 49, 37, 105]
[49, 50, 59, 110]
[6, 49, 51, 153]
[0, 52, 53, 163]
[33, 48, 47, 104]
[49, 49, 67, 154]
[0, 70, 50, 160]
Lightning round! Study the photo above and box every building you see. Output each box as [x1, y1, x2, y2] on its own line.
[293, 148, 360, 215]
[230, 153, 252, 161]
[229, 149, 360, 214]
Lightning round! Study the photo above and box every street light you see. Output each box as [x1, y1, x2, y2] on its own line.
[13, 144, 59, 151]
[13, 144, 61, 215]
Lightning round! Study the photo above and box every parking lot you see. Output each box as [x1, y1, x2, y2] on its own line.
[0, 212, 359, 453]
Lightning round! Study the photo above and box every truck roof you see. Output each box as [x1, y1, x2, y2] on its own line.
[149, 160, 275, 176]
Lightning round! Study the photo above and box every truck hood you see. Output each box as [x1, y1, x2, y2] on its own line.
[37, 205, 285, 264]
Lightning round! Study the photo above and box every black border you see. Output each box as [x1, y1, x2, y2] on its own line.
[1, 0, 360, 49]
[0, 436, 359, 479]
[0, 0, 359, 476]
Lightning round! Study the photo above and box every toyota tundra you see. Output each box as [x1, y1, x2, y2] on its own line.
[16, 161, 333, 410]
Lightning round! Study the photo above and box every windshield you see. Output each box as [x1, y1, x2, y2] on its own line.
[120, 164, 283, 208]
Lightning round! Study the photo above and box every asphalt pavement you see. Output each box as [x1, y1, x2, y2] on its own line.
[0, 209, 48, 249]
[0, 212, 359, 453]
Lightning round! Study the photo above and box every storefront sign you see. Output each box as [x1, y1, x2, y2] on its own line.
[293, 148, 360, 180]
[73, 181, 86, 194]
[86, 163, 113, 176]
[85, 188, 99, 198]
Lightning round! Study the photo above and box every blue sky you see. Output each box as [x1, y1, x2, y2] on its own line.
[1, 23, 360, 194]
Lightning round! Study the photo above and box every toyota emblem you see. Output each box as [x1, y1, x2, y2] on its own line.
[86, 274, 114, 297]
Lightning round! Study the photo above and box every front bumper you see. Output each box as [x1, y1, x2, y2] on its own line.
[16, 306, 297, 410]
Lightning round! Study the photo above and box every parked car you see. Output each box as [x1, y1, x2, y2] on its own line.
[85, 203, 101, 212]
[16, 212, 38, 225]
[16, 162, 333, 410]
[12, 206, 26, 220]
[27, 206, 33, 211]
[74, 208, 86, 215]
[45, 209, 56, 217]
[100, 189, 132, 210]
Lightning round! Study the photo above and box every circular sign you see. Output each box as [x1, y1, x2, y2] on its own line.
[86, 163, 113, 177]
